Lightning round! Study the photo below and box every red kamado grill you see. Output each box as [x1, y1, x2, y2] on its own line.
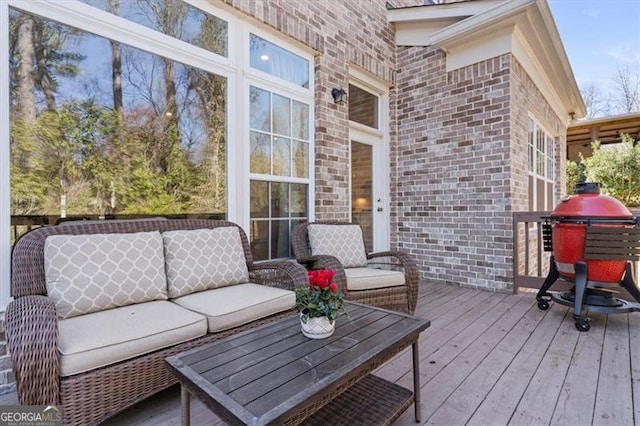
[536, 182, 640, 331]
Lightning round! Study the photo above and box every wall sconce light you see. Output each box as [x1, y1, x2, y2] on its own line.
[332, 88, 347, 105]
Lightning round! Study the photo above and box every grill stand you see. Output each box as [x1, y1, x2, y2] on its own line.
[536, 256, 640, 331]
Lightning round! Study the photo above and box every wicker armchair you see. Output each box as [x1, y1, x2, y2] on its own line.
[6, 219, 307, 425]
[292, 221, 419, 314]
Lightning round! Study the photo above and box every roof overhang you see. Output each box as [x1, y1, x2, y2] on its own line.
[568, 112, 640, 146]
[388, 0, 586, 122]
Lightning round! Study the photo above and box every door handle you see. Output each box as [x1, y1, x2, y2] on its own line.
[377, 207, 383, 212]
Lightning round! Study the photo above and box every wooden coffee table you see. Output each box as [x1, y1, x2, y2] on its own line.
[165, 302, 430, 425]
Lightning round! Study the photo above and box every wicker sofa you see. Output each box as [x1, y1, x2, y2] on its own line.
[6, 219, 307, 425]
[292, 221, 419, 314]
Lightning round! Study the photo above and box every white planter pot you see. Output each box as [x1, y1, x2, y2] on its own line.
[300, 314, 335, 339]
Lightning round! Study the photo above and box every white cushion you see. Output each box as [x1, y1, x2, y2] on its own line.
[57, 300, 207, 377]
[344, 267, 406, 291]
[171, 283, 296, 332]
[308, 224, 368, 267]
[44, 231, 168, 319]
[163, 227, 250, 298]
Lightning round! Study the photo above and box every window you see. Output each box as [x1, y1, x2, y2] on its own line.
[249, 34, 309, 88]
[528, 117, 555, 211]
[80, 0, 228, 57]
[8, 6, 227, 220]
[249, 85, 310, 260]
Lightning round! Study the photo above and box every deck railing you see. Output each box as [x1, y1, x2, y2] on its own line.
[513, 209, 640, 293]
[10, 213, 225, 244]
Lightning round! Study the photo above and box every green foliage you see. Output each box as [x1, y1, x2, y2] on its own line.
[580, 134, 640, 206]
[565, 160, 584, 195]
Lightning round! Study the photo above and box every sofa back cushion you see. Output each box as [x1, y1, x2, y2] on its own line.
[44, 231, 168, 319]
[163, 227, 250, 298]
[308, 224, 368, 268]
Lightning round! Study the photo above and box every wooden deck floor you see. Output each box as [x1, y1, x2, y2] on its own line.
[5, 282, 640, 425]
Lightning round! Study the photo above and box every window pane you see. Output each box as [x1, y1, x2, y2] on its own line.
[80, 0, 228, 57]
[249, 34, 309, 88]
[250, 181, 269, 218]
[272, 94, 290, 136]
[292, 100, 309, 140]
[271, 220, 290, 258]
[250, 131, 271, 174]
[348, 84, 378, 129]
[273, 137, 291, 176]
[291, 184, 307, 217]
[271, 182, 289, 218]
[250, 220, 269, 261]
[250, 86, 271, 132]
[9, 8, 227, 219]
[249, 180, 307, 260]
[292, 141, 309, 178]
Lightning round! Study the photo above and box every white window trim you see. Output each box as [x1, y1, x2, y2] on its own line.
[1, 3, 11, 310]
[528, 115, 556, 211]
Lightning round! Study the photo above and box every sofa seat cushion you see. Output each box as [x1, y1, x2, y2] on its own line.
[308, 224, 368, 267]
[171, 283, 296, 332]
[163, 227, 250, 298]
[58, 300, 207, 377]
[44, 231, 168, 319]
[344, 268, 406, 291]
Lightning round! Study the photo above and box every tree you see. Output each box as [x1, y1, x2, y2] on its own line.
[580, 83, 610, 119]
[107, 0, 124, 117]
[611, 65, 640, 114]
[579, 66, 639, 118]
[580, 134, 640, 206]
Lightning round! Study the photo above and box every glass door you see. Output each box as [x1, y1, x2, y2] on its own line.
[351, 141, 374, 252]
[349, 82, 389, 252]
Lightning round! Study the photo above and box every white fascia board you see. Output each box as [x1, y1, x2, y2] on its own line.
[388, 0, 505, 23]
[428, 0, 535, 48]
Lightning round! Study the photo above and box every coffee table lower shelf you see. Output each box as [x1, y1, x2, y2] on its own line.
[300, 374, 414, 426]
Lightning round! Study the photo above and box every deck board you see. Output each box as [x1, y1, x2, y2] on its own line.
[594, 314, 633, 425]
[5, 282, 639, 426]
[468, 302, 566, 426]
[550, 313, 605, 425]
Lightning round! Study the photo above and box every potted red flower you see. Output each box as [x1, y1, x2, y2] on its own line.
[295, 269, 347, 339]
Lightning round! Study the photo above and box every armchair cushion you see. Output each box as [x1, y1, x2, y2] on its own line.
[344, 267, 406, 291]
[308, 224, 368, 267]
[171, 283, 296, 332]
[163, 227, 250, 298]
[44, 231, 168, 319]
[57, 300, 207, 376]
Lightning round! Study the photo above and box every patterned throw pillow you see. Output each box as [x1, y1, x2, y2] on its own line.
[44, 231, 168, 319]
[308, 224, 368, 268]
[163, 227, 250, 298]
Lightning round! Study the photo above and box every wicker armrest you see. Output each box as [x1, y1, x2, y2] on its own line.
[295, 254, 348, 294]
[6, 295, 60, 405]
[368, 250, 419, 314]
[249, 260, 309, 291]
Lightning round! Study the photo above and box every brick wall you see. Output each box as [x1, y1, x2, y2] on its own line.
[393, 46, 566, 291]
[394, 48, 514, 291]
[0, 317, 15, 395]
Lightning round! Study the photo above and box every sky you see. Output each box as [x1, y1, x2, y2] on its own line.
[547, 0, 640, 94]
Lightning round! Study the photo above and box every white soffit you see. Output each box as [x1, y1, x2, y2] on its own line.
[388, 0, 586, 120]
